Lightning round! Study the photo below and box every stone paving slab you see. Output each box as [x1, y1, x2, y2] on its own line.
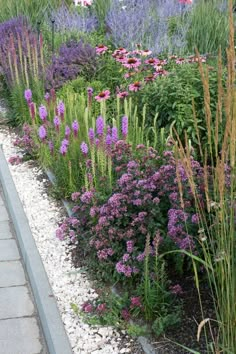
[0, 286, 34, 319]
[0, 317, 42, 354]
[0, 261, 26, 287]
[0, 220, 12, 239]
[0, 239, 20, 261]
[0, 205, 9, 221]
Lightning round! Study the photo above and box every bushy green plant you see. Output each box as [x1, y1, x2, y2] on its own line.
[141, 62, 226, 148]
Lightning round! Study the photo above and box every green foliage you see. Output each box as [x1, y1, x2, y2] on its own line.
[141, 62, 225, 147]
[126, 323, 148, 337]
[152, 310, 181, 337]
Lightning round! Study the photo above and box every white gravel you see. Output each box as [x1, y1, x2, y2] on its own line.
[0, 127, 141, 354]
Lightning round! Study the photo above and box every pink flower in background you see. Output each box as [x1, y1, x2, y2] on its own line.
[122, 57, 141, 69]
[95, 90, 110, 102]
[128, 81, 142, 92]
[179, 0, 192, 3]
[74, 0, 93, 6]
[117, 91, 129, 99]
[145, 58, 160, 66]
[140, 49, 152, 56]
[96, 44, 108, 55]
[169, 284, 183, 295]
[176, 57, 186, 64]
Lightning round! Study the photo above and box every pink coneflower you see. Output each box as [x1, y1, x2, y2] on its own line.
[116, 55, 127, 63]
[176, 57, 186, 64]
[112, 48, 128, 57]
[179, 0, 192, 4]
[155, 69, 168, 76]
[95, 90, 110, 102]
[128, 81, 142, 92]
[154, 64, 163, 71]
[169, 55, 178, 60]
[96, 44, 108, 55]
[122, 57, 141, 69]
[140, 49, 152, 56]
[145, 58, 160, 66]
[117, 91, 129, 99]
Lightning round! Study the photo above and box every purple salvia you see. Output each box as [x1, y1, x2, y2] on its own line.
[96, 116, 104, 136]
[80, 142, 89, 155]
[38, 125, 47, 140]
[24, 89, 32, 103]
[122, 116, 128, 137]
[65, 125, 71, 139]
[57, 100, 65, 121]
[88, 128, 95, 142]
[72, 120, 79, 137]
[112, 127, 118, 142]
[53, 116, 61, 132]
[39, 105, 48, 122]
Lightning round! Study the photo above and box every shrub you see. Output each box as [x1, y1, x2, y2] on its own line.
[45, 40, 97, 90]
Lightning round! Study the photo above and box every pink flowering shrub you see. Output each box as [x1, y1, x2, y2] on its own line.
[57, 142, 209, 280]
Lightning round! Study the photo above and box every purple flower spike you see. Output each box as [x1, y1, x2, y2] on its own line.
[60, 143, 67, 156]
[24, 89, 32, 103]
[96, 116, 104, 136]
[87, 87, 93, 95]
[122, 116, 128, 137]
[112, 127, 118, 142]
[80, 142, 89, 155]
[62, 139, 69, 147]
[53, 116, 60, 132]
[57, 101, 65, 121]
[44, 92, 50, 104]
[72, 120, 79, 137]
[106, 134, 112, 146]
[88, 128, 95, 142]
[29, 102, 35, 120]
[65, 125, 71, 139]
[39, 105, 48, 122]
[38, 125, 47, 140]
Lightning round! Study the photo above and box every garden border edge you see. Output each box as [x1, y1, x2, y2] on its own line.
[0, 144, 73, 354]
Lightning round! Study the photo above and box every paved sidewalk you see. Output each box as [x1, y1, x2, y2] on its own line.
[0, 185, 47, 354]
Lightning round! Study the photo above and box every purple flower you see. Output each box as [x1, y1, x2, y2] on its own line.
[88, 128, 95, 142]
[29, 102, 35, 120]
[122, 116, 128, 137]
[38, 125, 47, 140]
[106, 134, 112, 146]
[80, 142, 89, 155]
[39, 105, 48, 122]
[96, 116, 104, 135]
[60, 143, 68, 156]
[53, 116, 60, 132]
[24, 89, 32, 103]
[72, 120, 79, 137]
[44, 92, 50, 103]
[65, 125, 71, 139]
[80, 191, 94, 204]
[130, 297, 142, 308]
[57, 100, 65, 121]
[191, 214, 200, 224]
[112, 127, 118, 142]
[96, 303, 106, 313]
[87, 87, 93, 95]
[126, 240, 134, 253]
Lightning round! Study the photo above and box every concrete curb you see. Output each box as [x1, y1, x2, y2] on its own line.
[0, 145, 73, 354]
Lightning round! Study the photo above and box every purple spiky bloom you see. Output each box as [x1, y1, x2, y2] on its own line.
[106, 134, 112, 146]
[57, 100, 65, 121]
[38, 125, 47, 140]
[122, 116, 128, 137]
[88, 128, 95, 142]
[24, 89, 32, 103]
[112, 127, 118, 142]
[65, 125, 71, 139]
[62, 139, 69, 147]
[96, 116, 104, 136]
[72, 120, 79, 137]
[80, 142, 89, 155]
[87, 87, 93, 95]
[53, 116, 60, 132]
[39, 105, 48, 122]
[44, 92, 50, 104]
[60, 143, 68, 156]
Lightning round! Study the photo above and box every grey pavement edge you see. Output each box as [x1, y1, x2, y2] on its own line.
[0, 145, 73, 354]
